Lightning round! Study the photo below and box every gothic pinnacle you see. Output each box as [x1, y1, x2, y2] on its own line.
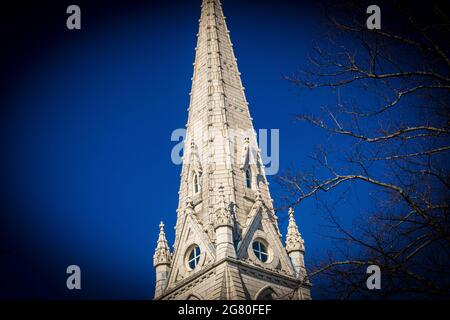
[285, 208, 305, 253]
[153, 221, 171, 267]
[214, 184, 232, 228]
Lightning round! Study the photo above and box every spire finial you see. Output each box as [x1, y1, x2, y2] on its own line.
[157, 221, 168, 243]
[288, 207, 295, 220]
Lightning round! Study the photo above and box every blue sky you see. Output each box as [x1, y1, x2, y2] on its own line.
[0, 0, 372, 299]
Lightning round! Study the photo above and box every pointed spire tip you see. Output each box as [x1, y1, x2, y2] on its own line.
[288, 207, 294, 218]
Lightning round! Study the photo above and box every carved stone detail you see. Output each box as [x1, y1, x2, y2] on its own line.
[285, 208, 305, 253]
[153, 222, 172, 266]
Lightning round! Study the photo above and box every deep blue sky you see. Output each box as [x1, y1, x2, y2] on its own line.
[0, 0, 372, 299]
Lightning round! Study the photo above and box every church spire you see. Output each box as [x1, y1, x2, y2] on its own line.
[285, 208, 307, 279]
[286, 208, 305, 253]
[173, 0, 276, 247]
[153, 0, 311, 300]
[153, 221, 171, 267]
[153, 222, 171, 298]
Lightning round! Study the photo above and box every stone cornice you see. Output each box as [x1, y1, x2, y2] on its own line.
[158, 257, 311, 300]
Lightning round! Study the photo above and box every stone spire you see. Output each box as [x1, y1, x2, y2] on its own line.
[285, 208, 306, 279]
[286, 208, 305, 253]
[153, 221, 171, 267]
[153, 0, 311, 300]
[153, 222, 171, 299]
[173, 0, 276, 238]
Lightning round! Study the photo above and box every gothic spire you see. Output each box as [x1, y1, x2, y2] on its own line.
[153, 221, 172, 267]
[174, 0, 276, 229]
[154, 0, 311, 300]
[285, 208, 305, 253]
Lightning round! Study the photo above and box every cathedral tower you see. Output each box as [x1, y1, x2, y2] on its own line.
[153, 0, 311, 300]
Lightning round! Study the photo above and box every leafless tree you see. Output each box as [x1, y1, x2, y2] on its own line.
[280, 0, 450, 299]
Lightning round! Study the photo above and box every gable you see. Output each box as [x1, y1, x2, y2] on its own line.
[237, 206, 295, 276]
[166, 212, 216, 288]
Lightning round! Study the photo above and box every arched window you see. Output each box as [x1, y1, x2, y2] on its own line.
[245, 168, 252, 189]
[255, 286, 277, 300]
[193, 173, 199, 194]
[187, 245, 201, 270]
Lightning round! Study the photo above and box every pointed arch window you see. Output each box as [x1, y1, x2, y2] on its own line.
[245, 168, 252, 189]
[193, 173, 200, 194]
[187, 245, 201, 270]
[255, 286, 277, 300]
